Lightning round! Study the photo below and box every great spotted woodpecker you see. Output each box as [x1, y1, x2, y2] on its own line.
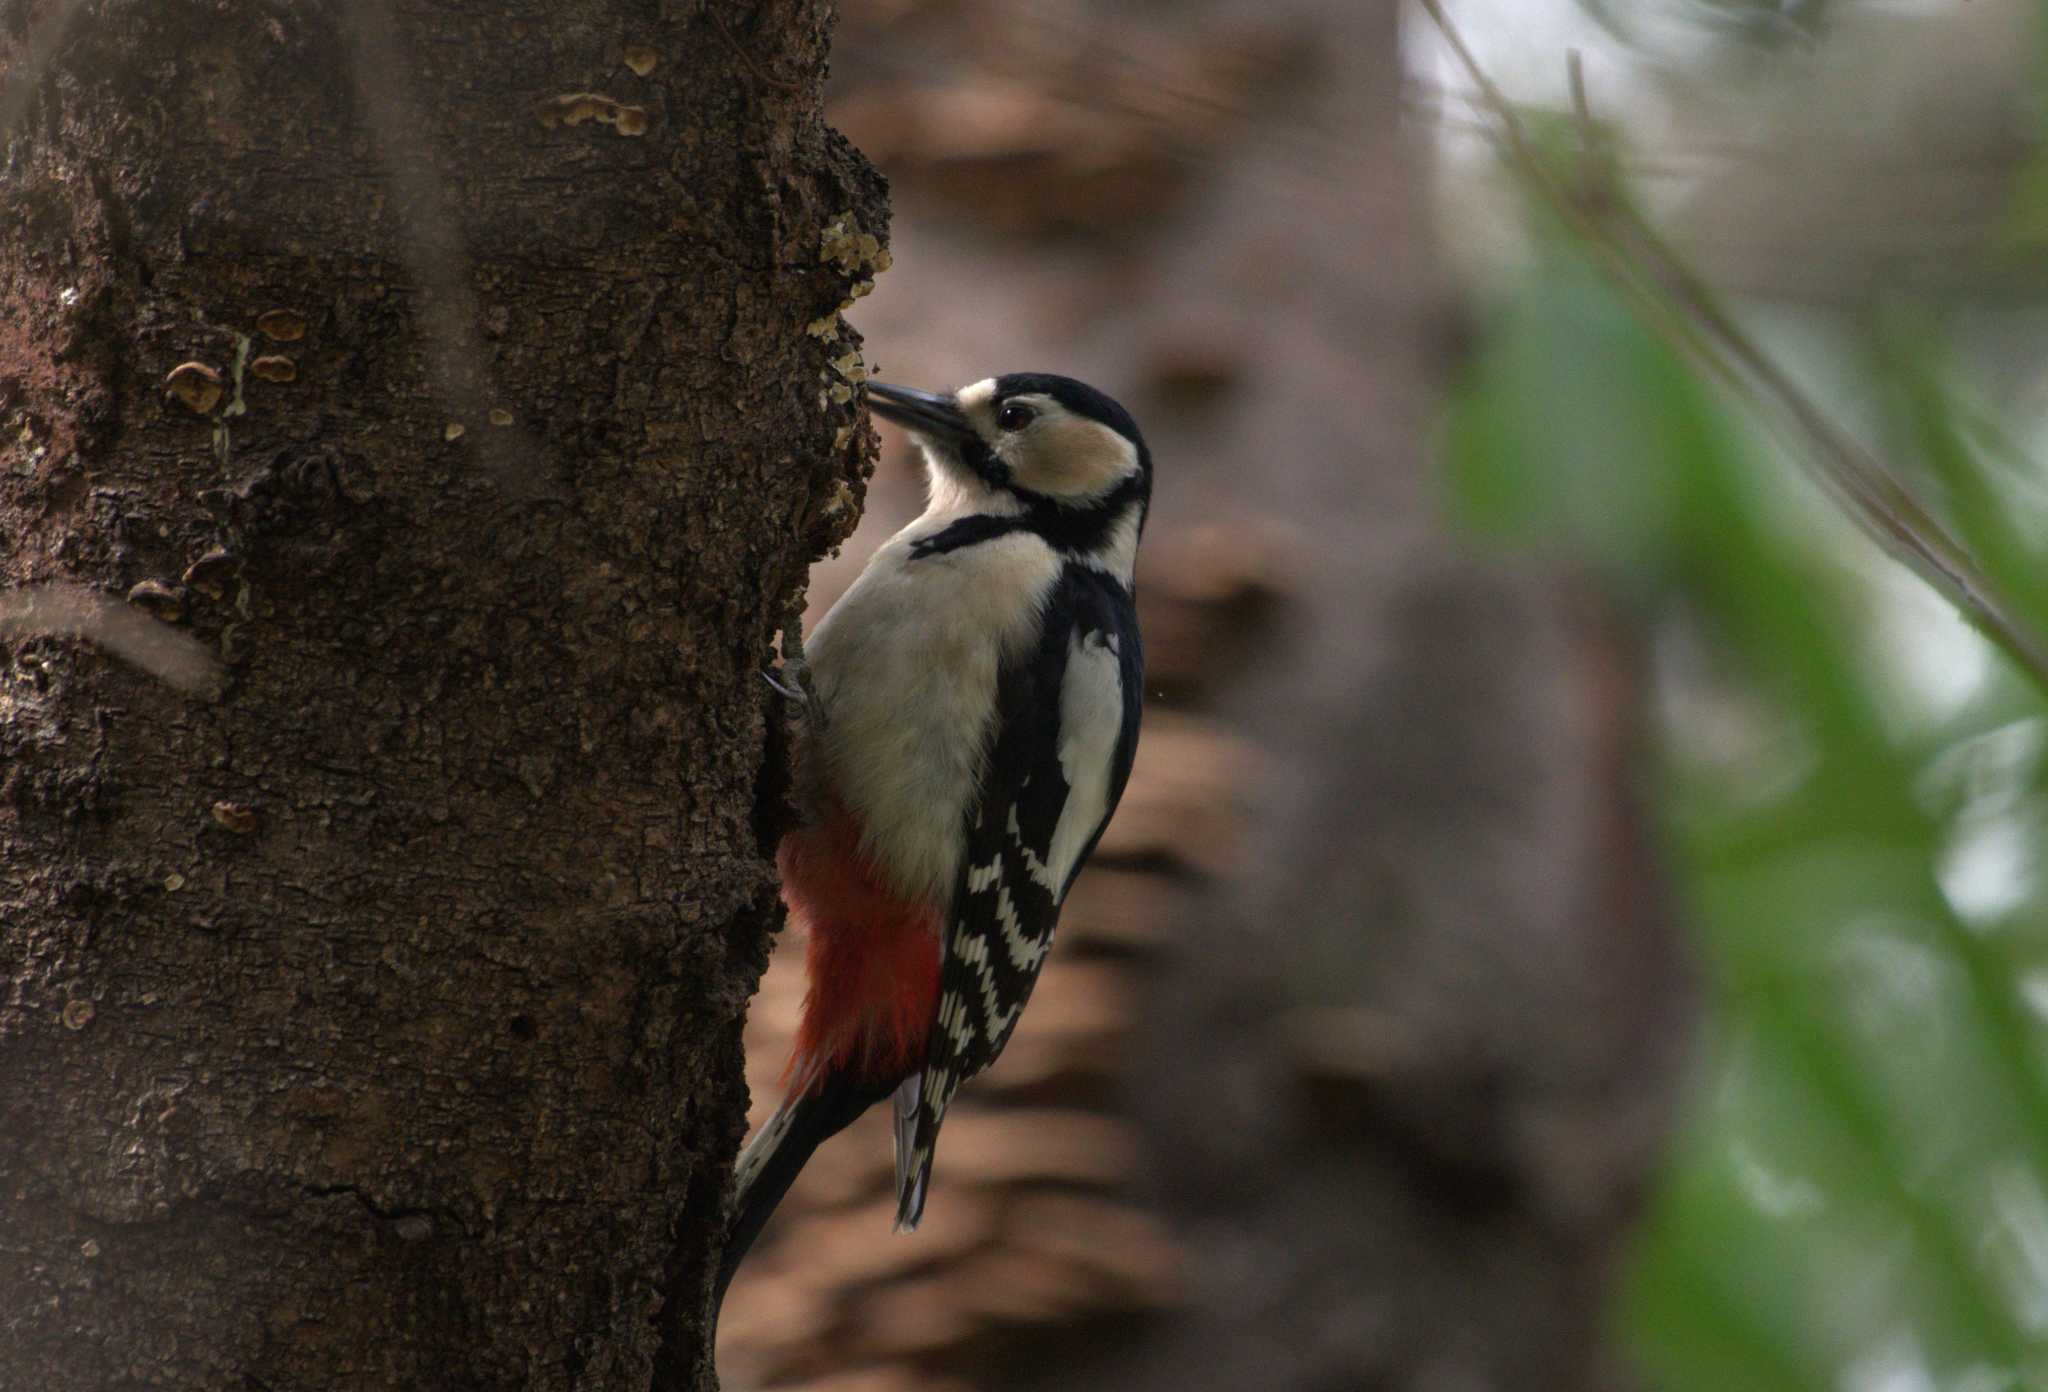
[715, 373, 1150, 1311]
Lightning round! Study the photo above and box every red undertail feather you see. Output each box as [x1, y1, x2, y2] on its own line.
[778, 801, 942, 1088]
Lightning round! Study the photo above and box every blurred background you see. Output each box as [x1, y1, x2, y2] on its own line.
[720, 1, 2048, 1389]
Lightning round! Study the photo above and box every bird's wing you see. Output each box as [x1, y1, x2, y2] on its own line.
[893, 569, 1142, 1231]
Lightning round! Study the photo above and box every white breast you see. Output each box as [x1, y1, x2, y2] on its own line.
[805, 513, 1060, 907]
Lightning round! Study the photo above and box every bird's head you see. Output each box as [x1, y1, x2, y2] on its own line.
[867, 374, 1152, 541]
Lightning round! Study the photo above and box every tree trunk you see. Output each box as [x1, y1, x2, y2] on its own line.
[0, 3, 883, 1388]
[1101, 3, 1693, 1389]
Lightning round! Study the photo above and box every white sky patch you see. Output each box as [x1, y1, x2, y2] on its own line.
[1916, 720, 2045, 820]
[1861, 557, 1995, 730]
[1842, 1334, 1939, 1392]
[1403, 0, 1680, 148]
[1919, 721, 2045, 930]
[2014, 973, 2048, 1030]
[1938, 811, 2039, 929]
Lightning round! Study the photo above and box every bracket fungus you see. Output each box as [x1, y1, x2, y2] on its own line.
[534, 93, 650, 137]
[165, 362, 224, 414]
[256, 309, 307, 342]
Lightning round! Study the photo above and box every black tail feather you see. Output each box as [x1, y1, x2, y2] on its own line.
[713, 1068, 895, 1316]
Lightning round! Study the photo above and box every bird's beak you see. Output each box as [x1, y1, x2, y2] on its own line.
[867, 382, 975, 444]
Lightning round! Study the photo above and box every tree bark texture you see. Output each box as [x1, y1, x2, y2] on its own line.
[0, 3, 884, 1388]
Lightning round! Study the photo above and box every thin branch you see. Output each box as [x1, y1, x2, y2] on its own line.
[1565, 49, 1591, 131]
[0, 583, 222, 696]
[1416, 0, 2048, 694]
[0, 0, 87, 140]
[337, 1, 557, 502]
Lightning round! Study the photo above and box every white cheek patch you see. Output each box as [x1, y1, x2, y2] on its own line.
[1019, 416, 1139, 501]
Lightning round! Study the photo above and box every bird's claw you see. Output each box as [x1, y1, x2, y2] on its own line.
[767, 613, 826, 729]
[764, 662, 826, 731]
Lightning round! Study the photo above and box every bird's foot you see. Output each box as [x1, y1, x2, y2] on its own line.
[767, 600, 827, 733]
[763, 653, 827, 828]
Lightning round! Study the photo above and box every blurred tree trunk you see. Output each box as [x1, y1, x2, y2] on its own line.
[1109, 3, 1693, 1389]
[0, 3, 881, 1388]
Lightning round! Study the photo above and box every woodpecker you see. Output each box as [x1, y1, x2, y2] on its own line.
[715, 373, 1150, 1311]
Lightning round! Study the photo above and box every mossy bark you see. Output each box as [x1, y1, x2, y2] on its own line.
[0, 3, 882, 1387]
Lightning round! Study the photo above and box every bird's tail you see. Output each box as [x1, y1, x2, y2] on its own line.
[714, 1062, 895, 1313]
[890, 1071, 932, 1233]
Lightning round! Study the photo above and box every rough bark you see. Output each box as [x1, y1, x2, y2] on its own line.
[0, 3, 883, 1388]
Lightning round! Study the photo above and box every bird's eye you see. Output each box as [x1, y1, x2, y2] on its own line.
[996, 403, 1035, 432]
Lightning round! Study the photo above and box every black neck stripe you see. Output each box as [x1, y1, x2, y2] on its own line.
[909, 480, 1146, 563]
[909, 513, 1021, 560]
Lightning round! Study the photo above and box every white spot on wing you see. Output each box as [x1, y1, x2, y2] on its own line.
[1077, 506, 1143, 586]
[1047, 627, 1124, 894]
